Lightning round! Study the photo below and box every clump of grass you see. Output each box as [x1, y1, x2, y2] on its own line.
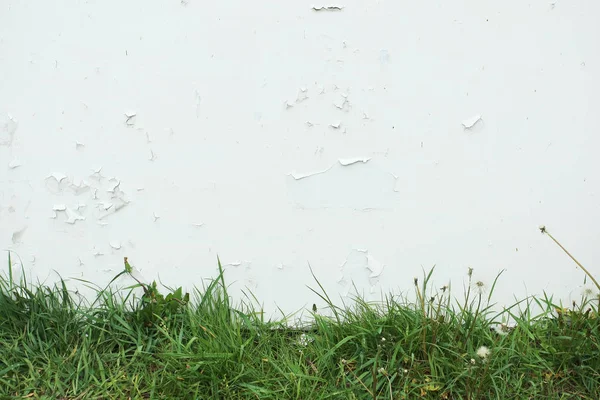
[0, 247, 598, 399]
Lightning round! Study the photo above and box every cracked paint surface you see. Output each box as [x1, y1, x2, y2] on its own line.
[0, 0, 598, 320]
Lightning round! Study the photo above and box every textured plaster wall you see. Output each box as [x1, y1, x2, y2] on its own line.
[1, 0, 599, 318]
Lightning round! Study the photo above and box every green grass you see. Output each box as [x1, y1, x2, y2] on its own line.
[0, 254, 599, 399]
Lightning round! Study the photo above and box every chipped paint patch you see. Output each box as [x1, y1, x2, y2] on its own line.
[0, 113, 18, 146]
[65, 207, 85, 224]
[109, 241, 121, 250]
[8, 158, 21, 169]
[338, 157, 370, 166]
[288, 165, 334, 180]
[339, 249, 386, 284]
[462, 114, 482, 129]
[11, 227, 27, 244]
[124, 111, 137, 126]
[287, 158, 397, 209]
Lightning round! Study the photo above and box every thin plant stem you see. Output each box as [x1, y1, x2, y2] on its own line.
[540, 226, 600, 292]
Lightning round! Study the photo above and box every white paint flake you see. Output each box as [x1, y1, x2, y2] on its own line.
[288, 164, 334, 180]
[296, 87, 309, 103]
[124, 111, 137, 126]
[53, 204, 67, 211]
[90, 166, 103, 179]
[8, 158, 21, 169]
[65, 208, 85, 224]
[366, 253, 385, 278]
[330, 121, 341, 129]
[226, 261, 242, 267]
[69, 178, 90, 195]
[47, 172, 68, 182]
[106, 179, 121, 193]
[11, 227, 27, 244]
[462, 114, 482, 129]
[99, 202, 113, 211]
[75, 141, 85, 150]
[338, 157, 371, 166]
[109, 241, 121, 250]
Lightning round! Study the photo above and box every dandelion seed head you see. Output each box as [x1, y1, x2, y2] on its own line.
[476, 346, 491, 359]
[472, 280, 487, 294]
[582, 286, 597, 298]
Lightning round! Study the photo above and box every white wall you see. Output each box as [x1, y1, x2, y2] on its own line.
[1, 0, 599, 318]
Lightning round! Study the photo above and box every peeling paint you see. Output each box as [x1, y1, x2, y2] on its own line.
[99, 202, 113, 211]
[338, 249, 386, 290]
[109, 241, 121, 250]
[11, 227, 27, 244]
[53, 204, 67, 211]
[226, 261, 242, 267]
[153, 212, 160, 222]
[75, 141, 85, 150]
[124, 111, 136, 126]
[287, 158, 398, 209]
[312, 5, 344, 11]
[0, 113, 18, 146]
[90, 166, 103, 180]
[296, 87, 309, 103]
[65, 207, 85, 224]
[8, 158, 21, 169]
[365, 253, 385, 278]
[98, 200, 129, 219]
[338, 157, 370, 166]
[69, 178, 90, 195]
[47, 172, 68, 182]
[462, 114, 482, 129]
[288, 164, 333, 180]
[333, 94, 350, 111]
[329, 121, 341, 129]
[148, 149, 157, 161]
